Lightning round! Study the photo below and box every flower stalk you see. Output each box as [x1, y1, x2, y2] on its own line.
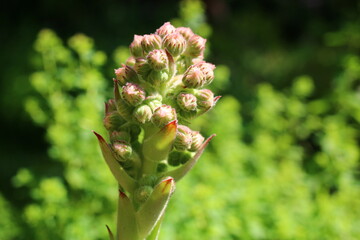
[94, 22, 219, 240]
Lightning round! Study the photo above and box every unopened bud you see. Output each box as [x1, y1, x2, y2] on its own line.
[147, 49, 169, 71]
[129, 35, 144, 57]
[116, 97, 133, 120]
[103, 112, 124, 131]
[157, 163, 168, 173]
[105, 99, 117, 114]
[121, 83, 146, 106]
[155, 22, 176, 38]
[110, 131, 131, 143]
[141, 34, 162, 54]
[138, 175, 158, 187]
[114, 65, 139, 86]
[176, 27, 194, 40]
[162, 33, 186, 57]
[168, 150, 192, 166]
[196, 89, 214, 109]
[182, 62, 215, 88]
[177, 93, 197, 111]
[112, 141, 132, 160]
[190, 131, 204, 152]
[174, 125, 193, 151]
[126, 56, 136, 66]
[147, 70, 169, 85]
[186, 34, 206, 57]
[134, 186, 153, 204]
[151, 105, 177, 128]
[147, 98, 163, 112]
[133, 104, 152, 124]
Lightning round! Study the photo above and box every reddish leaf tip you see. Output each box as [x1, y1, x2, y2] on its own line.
[160, 177, 174, 193]
[119, 190, 128, 198]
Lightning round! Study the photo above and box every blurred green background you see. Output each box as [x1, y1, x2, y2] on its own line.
[1, 0, 359, 239]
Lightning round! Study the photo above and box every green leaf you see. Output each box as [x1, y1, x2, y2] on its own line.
[117, 191, 139, 240]
[93, 131, 136, 192]
[143, 121, 177, 161]
[165, 134, 215, 181]
[136, 177, 175, 239]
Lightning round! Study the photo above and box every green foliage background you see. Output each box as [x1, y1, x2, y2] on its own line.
[0, 0, 359, 239]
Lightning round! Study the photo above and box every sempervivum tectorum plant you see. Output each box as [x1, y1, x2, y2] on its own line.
[94, 22, 220, 240]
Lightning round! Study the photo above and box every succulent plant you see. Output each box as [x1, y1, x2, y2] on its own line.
[93, 22, 220, 240]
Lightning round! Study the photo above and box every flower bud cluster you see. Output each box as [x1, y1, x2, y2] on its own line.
[103, 22, 219, 180]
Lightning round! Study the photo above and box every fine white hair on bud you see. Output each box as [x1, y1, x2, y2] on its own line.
[121, 83, 146, 106]
[182, 62, 215, 88]
[155, 22, 176, 38]
[176, 27, 195, 40]
[103, 112, 124, 131]
[195, 89, 214, 109]
[186, 34, 207, 58]
[151, 105, 177, 128]
[174, 125, 193, 151]
[177, 93, 197, 111]
[112, 141, 133, 161]
[114, 65, 139, 86]
[129, 35, 144, 57]
[141, 34, 162, 54]
[147, 49, 169, 71]
[190, 131, 205, 152]
[133, 104, 153, 124]
[162, 33, 187, 57]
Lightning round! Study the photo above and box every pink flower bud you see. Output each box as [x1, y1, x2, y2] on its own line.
[147, 49, 169, 71]
[162, 33, 186, 57]
[186, 34, 206, 57]
[182, 62, 215, 88]
[129, 35, 144, 57]
[174, 125, 193, 151]
[112, 141, 132, 160]
[177, 93, 197, 111]
[151, 105, 177, 127]
[103, 112, 124, 131]
[105, 99, 117, 115]
[141, 34, 162, 54]
[155, 22, 176, 38]
[121, 83, 146, 106]
[195, 89, 214, 109]
[176, 27, 195, 40]
[133, 104, 153, 124]
[190, 131, 205, 152]
[114, 65, 139, 86]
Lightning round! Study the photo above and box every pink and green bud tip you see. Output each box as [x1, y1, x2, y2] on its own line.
[112, 141, 133, 161]
[129, 35, 144, 58]
[162, 33, 187, 57]
[141, 34, 162, 54]
[186, 34, 207, 57]
[182, 62, 215, 88]
[147, 49, 169, 71]
[133, 104, 153, 124]
[176, 27, 195, 40]
[177, 93, 197, 111]
[121, 83, 146, 106]
[151, 105, 177, 128]
[155, 22, 176, 38]
[174, 125, 193, 151]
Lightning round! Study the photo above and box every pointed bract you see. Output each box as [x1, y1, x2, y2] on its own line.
[165, 134, 215, 181]
[93, 131, 135, 192]
[136, 177, 175, 239]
